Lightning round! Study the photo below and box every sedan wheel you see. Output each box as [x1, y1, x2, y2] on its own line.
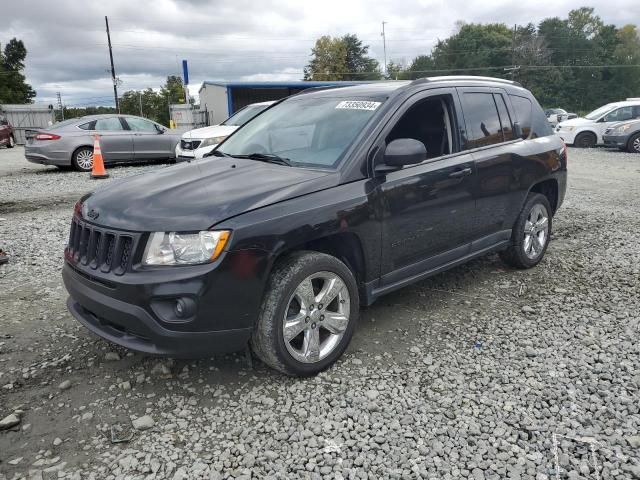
[283, 272, 350, 364]
[73, 148, 94, 172]
[628, 133, 640, 154]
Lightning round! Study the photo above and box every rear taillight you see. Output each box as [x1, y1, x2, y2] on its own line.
[35, 133, 61, 141]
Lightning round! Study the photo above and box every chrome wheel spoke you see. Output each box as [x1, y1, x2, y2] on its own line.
[283, 313, 307, 342]
[524, 220, 534, 235]
[316, 275, 345, 306]
[322, 312, 349, 335]
[295, 277, 315, 307]
[523, 203, 549, 260]
[536, 216, 548, 230]
[302, 328, 320, 362]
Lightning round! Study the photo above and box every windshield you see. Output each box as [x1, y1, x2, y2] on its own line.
[218, 96, 384, 168]
[221, 104, 271, 127]
[585, 104, 616, 120]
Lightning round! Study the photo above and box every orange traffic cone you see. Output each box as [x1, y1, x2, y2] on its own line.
[90, 134, 109, 179]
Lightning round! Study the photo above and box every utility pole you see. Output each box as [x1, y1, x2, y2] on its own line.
[105, 16, 119, 113]
[56, 92, 64, 121]
[138, 91, 143, 117]
[381, 21, 388, 75]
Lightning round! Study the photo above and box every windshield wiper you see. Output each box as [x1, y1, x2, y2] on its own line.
[207, 150, 230, 158]
[233, 153, 292, 166]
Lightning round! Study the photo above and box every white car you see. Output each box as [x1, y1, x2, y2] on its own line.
[555, 99, 640, 148]
[175, 101, 275, 160]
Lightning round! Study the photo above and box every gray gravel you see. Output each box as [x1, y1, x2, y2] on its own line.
[1, 145, 639, 479]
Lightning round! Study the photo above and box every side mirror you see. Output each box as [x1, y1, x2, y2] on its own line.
[513, 121, 523, 139]
[378, 138, 427, 171]
[156, 125, 165, 134]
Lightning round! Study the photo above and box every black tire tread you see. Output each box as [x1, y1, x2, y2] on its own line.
[627, 132, 640, 154]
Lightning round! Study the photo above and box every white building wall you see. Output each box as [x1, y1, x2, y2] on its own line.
[198, 84, 230, 125]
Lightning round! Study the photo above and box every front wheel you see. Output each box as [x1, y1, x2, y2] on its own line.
[251, 251, 359, 376]
[627, 133, 640, 153]
[72, 147, 94, 172]
[500, 193, 552, 269]
[574, 132, 596, 148]
[7, 135, 15, 148]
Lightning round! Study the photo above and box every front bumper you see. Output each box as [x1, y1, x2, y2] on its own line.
[602, 134, 628, 148]
[555, 130, 577, 145]
[175, 143, 217, 161]
[63, 246, 270, 357]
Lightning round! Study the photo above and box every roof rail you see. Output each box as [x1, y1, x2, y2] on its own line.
[411, 75, 522, 87]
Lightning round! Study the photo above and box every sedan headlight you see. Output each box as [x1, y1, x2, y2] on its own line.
[614, 124, 633, 133]
[199, 136, 228, 148]
[143, 231, 230, 266]
[561, 126, 575, 132]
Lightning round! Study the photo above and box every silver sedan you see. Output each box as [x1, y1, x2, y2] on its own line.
[25, 114, 181, 171]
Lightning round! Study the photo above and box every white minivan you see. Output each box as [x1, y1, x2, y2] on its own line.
[555, 99, 640, 147]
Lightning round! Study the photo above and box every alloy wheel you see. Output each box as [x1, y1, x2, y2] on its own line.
[76, 150, 94, 170]
[633, 137, 640, 153]
[283, 271, 350, 363]
[523, 204, 549, 260]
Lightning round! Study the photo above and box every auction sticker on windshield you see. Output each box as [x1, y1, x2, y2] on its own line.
[335, 100, 381, 111]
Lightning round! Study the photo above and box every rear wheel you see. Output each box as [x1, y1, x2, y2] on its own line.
[627, 133, 640, 153]
[251, 251, 359, 376]
[500, 193, 552, 269]
[7, 135, 15, 148]
[72, 147, 93, 172]
[574, 132, 596, 148]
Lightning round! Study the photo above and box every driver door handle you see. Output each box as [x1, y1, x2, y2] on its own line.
[449, 167, 472, 178]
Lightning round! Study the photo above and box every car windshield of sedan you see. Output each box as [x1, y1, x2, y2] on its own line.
[221, 104, 271, 127]
[585, 104, 615, 120]
[217, 96, 385, 168]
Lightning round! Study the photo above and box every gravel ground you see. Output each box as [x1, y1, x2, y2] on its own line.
[0, 146, 639, 480]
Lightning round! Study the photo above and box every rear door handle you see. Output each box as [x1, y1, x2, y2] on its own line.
[449, 167, 472, 178]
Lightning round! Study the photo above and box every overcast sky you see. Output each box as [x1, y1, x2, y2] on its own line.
[2, 0, 637, 106]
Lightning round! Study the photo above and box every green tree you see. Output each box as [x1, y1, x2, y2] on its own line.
[304, 34, 381, 81]
[0, 38, 36, 103]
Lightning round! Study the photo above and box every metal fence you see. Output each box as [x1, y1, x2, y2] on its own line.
[0, 104, 56, 145]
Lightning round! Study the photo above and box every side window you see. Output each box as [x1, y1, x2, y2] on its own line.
[494, 94, 514, 141]
[633, 106, 640, 119]
[126, 117, 159, 132]
[509, 95, 532, 139]
[461, 93, 503, 149]
[604, 107, 633, 123]
[78, 122, 94, 130]
[94, 118, 124, 131]
[386, 95, 456, 159]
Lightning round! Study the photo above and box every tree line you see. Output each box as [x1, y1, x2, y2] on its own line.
[304, 7, 640, 113]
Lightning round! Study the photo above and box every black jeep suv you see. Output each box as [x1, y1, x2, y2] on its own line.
[63, 76, 567, 376]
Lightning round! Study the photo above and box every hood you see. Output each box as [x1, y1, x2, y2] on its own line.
[181, 125, 237, 140]
[82, 158, 337, 232]
[557, 117, 592, 128]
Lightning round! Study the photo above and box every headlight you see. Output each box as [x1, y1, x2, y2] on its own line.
[561, 126, 575, 132]
[614, 124, 633, 133]
[199, 136, 228, 148]
[143, 231, 230, 266]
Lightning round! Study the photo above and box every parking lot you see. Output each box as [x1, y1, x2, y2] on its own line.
[0, 146, 639, 479]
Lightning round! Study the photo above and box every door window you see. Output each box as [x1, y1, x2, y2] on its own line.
[386, 95, 455, 159]
[462, 93, 504, 149]
[494, 94, 514, 141]
[94, 117, 124, 131]
[633, 106, 640, 119]
[603, 107, 634, 123]
[126, 117, 159, 132]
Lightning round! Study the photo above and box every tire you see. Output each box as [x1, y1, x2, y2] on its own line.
[500, 193, 552, 269]
[574, 132, 596, 148]
[627, 133, 640, 154]
[6, 135, 15, 148]
[72, 146, 94, 172]
[251, 251, 359, 376]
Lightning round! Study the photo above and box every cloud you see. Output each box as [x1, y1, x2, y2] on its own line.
[1, 0, 636, 105]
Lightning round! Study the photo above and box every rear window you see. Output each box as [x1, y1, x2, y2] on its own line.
[509, 95, 532, 139]
[78, 122, 93, 130]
